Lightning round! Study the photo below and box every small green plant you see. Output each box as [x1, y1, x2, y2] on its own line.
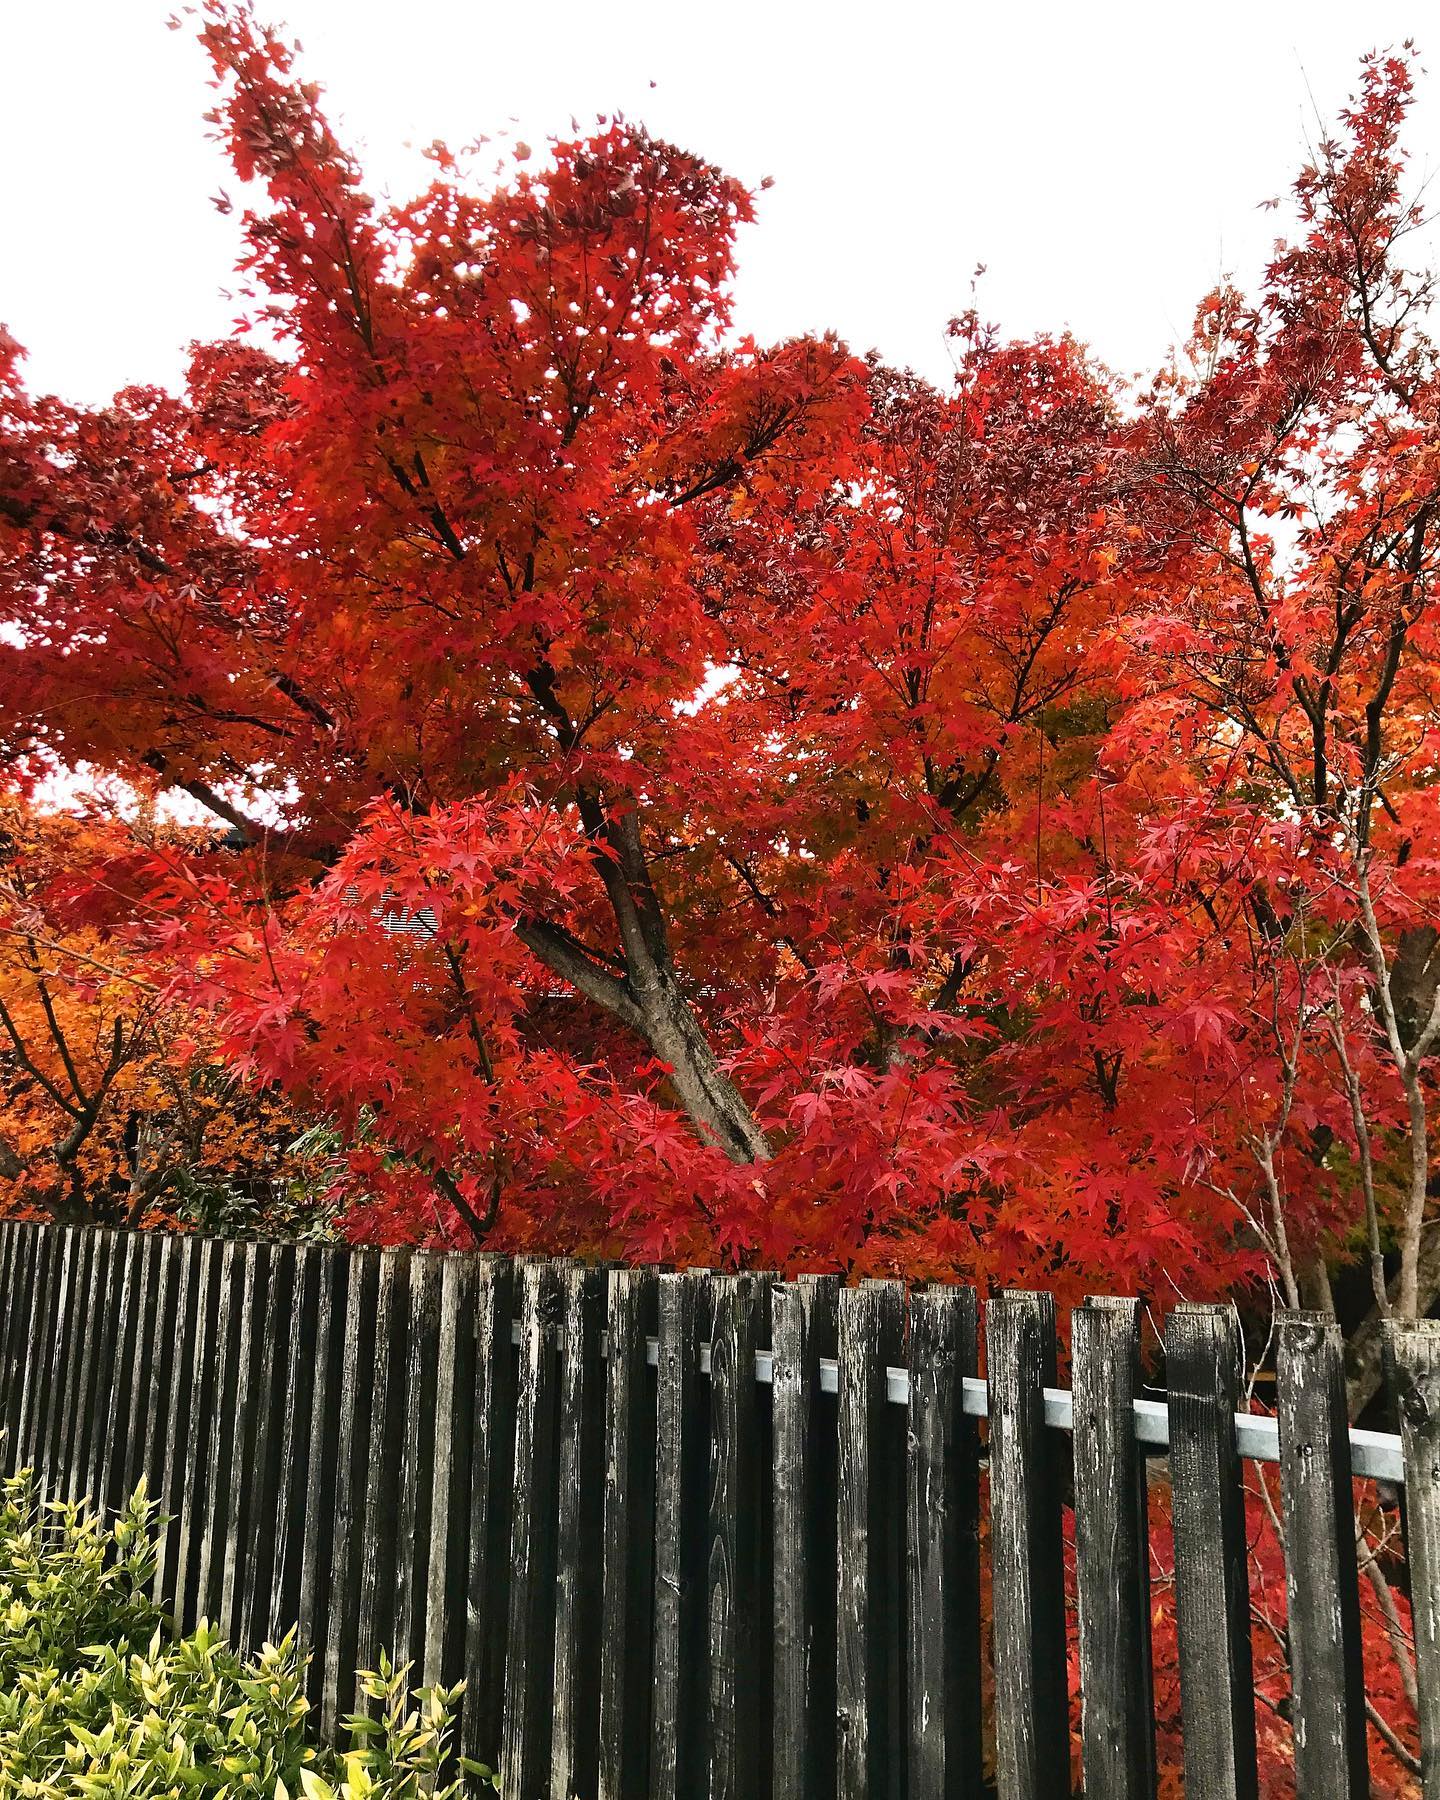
[0, 1466, 494, 1798]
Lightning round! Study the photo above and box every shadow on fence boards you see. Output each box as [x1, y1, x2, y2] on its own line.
[2, 1216, 1439, 1799]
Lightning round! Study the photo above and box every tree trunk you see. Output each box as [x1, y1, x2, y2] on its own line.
[633, 965, 771, 1164]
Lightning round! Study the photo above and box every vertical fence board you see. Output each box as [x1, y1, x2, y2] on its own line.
[551, 1262, 606, 1800]
[153, 1232, 202, 1610]
[651, 1271, 712, 1800]
[119, 1232, 165, 1506]
[136, 1232, 181, 1507]
[354, 1248, 411, 1706]
[18, 1225, 59, 1475]
[423, 1254, 476, 1694]
[1071, 1296, 1153, 1800]
[907, 1284, 982, 1800]
[194, 1238, 248, 1623]
[987, 1289, 1068, 1800]
[1275, 1311, 1368, 1798]
[218, 1240, 270, 1639]
[462, 1253, 517, 1776]
[39, 1226, 82, 1490]
[237, 1243, 298, 1653]
[598, 1265, 659, 1800]
[395, 1252, 444, 1676]
[322, 1247, 380, 1737]
[772, 1274, 839, 1800]
[500, 1260, 564, 1800]
[1166, 1302, 1257, 1800]
[837, 1279, 906, 1800]
[170, 1237, 223, 1621]
[706, 1274, 767, 1800]
[264, 1242, 322, 1648]
[1391, 1322, 1440, 1792]
[0, 1225, 37, 1459]
[54, 1228, 97, 1494]
[297, 1246, 348, 1706]
[101, 1231, 151, 1514]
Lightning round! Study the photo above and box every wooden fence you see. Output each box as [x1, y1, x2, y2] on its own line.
[1, 1216, 1437, 1799]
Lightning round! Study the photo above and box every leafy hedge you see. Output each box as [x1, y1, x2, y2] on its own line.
[0, 1470, 493, 1799]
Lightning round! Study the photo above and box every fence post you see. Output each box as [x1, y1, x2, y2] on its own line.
[837, 1278, 906, 1800]
[772, 1273, 839, 1800]
[1071, 1296, 1154, 1800]
[907, 1284, 982, 1800]
[1275, 1311, 1368, 1796]
[987, 1290, 1068, 1800]
[1165, 1302, 1257, 1800]
[1391, 1320, 1440, 1793]
[551, 1261, 607, 1800]
[598, 1264, 659, 1800]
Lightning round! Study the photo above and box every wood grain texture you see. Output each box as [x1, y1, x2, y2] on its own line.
[355, 1248, 411, 1701]
[1165, 1302, 1257, 1800]
[986, 1290, 1069, 1800]
[322, 1246, 380, 1739]
[423, 1254, 475, 1694]
[395, 1252, 443, 1676]
[1391, 1321, 1440, 1794]
[462, 1253, 518, 1774]
[1071, 1297, 1154, 1800]
[551, 1261, 606, 1800]
[906, 1284, 982, 1800]
[296, 1245, 347, 1708]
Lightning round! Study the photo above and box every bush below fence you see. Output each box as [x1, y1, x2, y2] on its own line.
[1, 1217, 1437, 1800]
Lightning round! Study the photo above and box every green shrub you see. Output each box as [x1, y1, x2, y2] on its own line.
[0, 1469, 492, 1799]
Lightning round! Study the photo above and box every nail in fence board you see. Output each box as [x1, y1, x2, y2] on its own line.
[1071, 1297, 1154, 1800]
[651, 1271, 713, 1800]
[239, 1243, 299, 1653]
[1275, 1312, 1369, 1797]
[1391, 1322, 1440, 1792]
[1165, 1303, 1257, 1800]
[501, 1260, 564, 1800]
[264, 1242, 323, 1649]
[707, 1273, 768, 1800]
[987, 1290, 1069, 1800]
[322, 1246, 380, 1737]
[461, 1253, 518, 1774]
[837, 1279, 906, 1800]
[551, 1261, 607, 1800]
[296, 1246, 348, 1702]
[395, 1251, 444, 1677]
[355, 1249, 412, 1709]
[423, 1254, 476, 1694]
[907, 1285, 982, 1800]
[598, 1265, 659, 1800]
[771, 1274, 839, 1800]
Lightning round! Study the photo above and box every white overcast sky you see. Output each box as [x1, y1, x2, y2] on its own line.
[2, 1, 1438, 407]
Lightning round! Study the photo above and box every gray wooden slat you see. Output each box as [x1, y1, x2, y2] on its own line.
[354, 1248, 411, 1701]
[0, 1223, 18, 1464]
[907, 1284, 982, 1800]
[153, 1232, 203, 1611]
[195, 1238, 249, 1623]
[137, 1232, 182, 1507]
[238, 1241, 299, 1653]
[298, 1245, 349, 1708]
[37, 1225, 81, 1490]
[322, 1246, 380, 1739]
[598, 1265, 659, 1800]
[1072, 1297, 1153, 1800]
[169, 1236, 223, 1621]
[502, 1259, 564, 1800]
[69, 1227, 114, 1503]
[772, 1274, 839, 1800]
[461, 1252, 517, 1775]
[837, 1278, 906, 1800]
[53, 1228, 96, 1494]
[422, 1253, 476, 1694]
[17, 1224, 59, 1475]
[707, 1273, 767, 1800]
[266, 1242, 323, 1648]
[79, 1227, 124, 1503]
[218, 1239, 271, 1639]
[0, 1223, 30, 1460]
[1390, 1321, 1440, 1792]
[118, 1231, 165, 1506]
[1275, 1311, 1368, 1796]
[395, 1251, 443, 1675]
[987, 1289, 1068, 1800]
[1165, 1302, 1257, 1800]
[651, 1271, 712, 1800]
[551, 1261, 606, 1800]
[99, 1230, 150, 1514]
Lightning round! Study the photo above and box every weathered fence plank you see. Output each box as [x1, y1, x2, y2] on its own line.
[422, 1252, 476, 1693]
[1071, 1296, 1153, 1800]
[169, 1235, 222, 1619]
[551, 1261, 607, 1800]
[19, 1224, 60, 1474]
[1275, 1311, 1368, 1797]
[1166, 1302, 1257, 1800]
[264, 1241, 323, 1648]
[987, 1289, 1068, 1800]
[598, 1264, 659, 1800]
[907, 1284, 982, 1800]
[238, 1242, 299, 1653]
[54, 1227, 96, 1494]
[1392, 1320, 1440, 1794]
[297, 1244, 348, 1703]
[41, 1226, 83, 1489]
[461, 1253, 518, 1776]
[395, 1251, 444, 1677]
[153, 1231, 203, 1609]
[355, 1248, 411, 1697]
[322, 1245, 380, 1738]
[837, 1278, 906, 1800]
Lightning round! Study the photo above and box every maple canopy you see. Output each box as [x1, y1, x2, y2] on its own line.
[3, 14, 1440, 1341]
